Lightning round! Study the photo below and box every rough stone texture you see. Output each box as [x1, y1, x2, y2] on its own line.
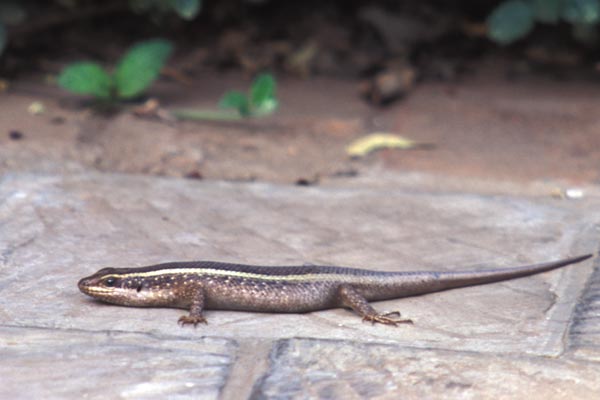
[0, 326, 236, 399]
[0, 172, 598, 398]
[568, 260, 600, 362]
[252, 338, 600, 400]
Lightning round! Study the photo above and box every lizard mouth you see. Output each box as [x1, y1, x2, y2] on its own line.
[77, 277, 92, 294]
[78, 276, 113, 297]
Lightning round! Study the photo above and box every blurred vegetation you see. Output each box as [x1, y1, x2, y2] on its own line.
[129, 0, 202, 20]
[1, 0, 598, 95]
[172, 73, 278, 120]
[487, 0, 600, 44]
[219, 74, 278, 118]
[3, 0, 600, 59]
[0, 1, 27, 55]
[57, 39, 173, 100]
[0, 0, 200, 57]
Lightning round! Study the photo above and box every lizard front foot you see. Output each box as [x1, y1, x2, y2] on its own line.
[178, 315, 208, 327]
[362, 311, 413, 326]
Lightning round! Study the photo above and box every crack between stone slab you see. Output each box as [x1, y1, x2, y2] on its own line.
[541, 292, 559, 315]
[0, 323, 238, 346]
[554, 225, 600, 360]
[260, 336, 600, 369]
[0, 236, 37, 266]
[562, 250, 600, 359]
[218, 338, 273, 400]
[0, 204, 46, 267]
[443, 236, 507, 257]
[242, 224, 305, 258]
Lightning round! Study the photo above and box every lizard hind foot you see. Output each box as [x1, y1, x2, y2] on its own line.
[178, 315, 208, 327]
[362, 311, 413, 326]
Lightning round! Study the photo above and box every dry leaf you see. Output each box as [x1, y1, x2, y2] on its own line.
[27, 101, 45, 115]
[346, 133, 418, 157]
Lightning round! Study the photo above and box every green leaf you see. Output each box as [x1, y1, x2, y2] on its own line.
[562, 0, 600, 24]
[219, 91, 250, 116]
[250, 74, 276, 107]
[0, 23, 6, 55]
[532, 0, 562, 23]
[253, 98, 278, 116]
[114, 39, 173, 99]
[57, 62, 113, 98]
[487, 0, 535, 45]
[170, 0, 201, 20]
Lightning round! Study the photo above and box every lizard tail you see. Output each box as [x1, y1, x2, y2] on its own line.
[436, 253, 593, 290]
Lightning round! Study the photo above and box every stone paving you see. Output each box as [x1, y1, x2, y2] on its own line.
[1, 172, 599, 399]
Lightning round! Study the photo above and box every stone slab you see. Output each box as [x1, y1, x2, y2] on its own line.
[0, 326, 236, 399]
[0, 173, 596, 357]
[251, 338, 600, 400]
[568, 259, 600, 361]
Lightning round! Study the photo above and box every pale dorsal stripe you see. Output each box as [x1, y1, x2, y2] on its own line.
[106, 268, 377, 282]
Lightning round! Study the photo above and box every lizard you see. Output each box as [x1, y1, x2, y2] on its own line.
[78, 253, 592, 327]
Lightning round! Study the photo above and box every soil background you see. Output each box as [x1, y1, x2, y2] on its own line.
[2, 1, 599, 187]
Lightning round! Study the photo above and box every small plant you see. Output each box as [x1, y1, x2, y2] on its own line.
[171, 73, 279, 121]
[219, 74, 278, 117]
[57, 38, 173, 101]
[487, 0, 600, 45]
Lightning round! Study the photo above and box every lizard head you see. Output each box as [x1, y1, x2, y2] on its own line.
[78, 267, 179, 307]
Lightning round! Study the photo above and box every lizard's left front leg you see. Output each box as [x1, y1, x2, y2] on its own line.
[178, 288, 208, 327]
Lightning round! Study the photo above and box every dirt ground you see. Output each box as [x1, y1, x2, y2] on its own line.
[2, 58, 599, 186]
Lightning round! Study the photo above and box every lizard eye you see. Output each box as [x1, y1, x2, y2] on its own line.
[104, 277, 117, 287]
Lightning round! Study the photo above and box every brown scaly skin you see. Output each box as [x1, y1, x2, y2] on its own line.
[78, 254, 593, 327]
